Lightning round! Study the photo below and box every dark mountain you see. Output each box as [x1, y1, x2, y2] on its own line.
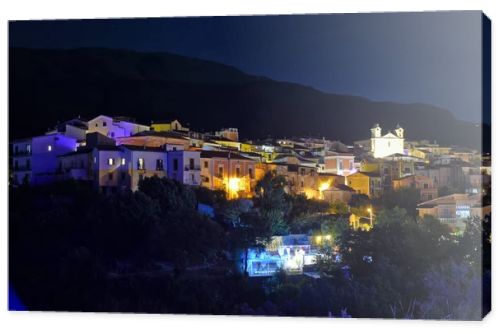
[9, 47, 484, 150]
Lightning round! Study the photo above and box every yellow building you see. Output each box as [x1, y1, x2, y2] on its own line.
[346, 172, 382, 198]
[151, 119, 189, 132]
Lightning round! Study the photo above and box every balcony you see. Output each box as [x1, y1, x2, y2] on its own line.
[12, 150, 31, 157]
[12, 165, 31, 172]
[184, 166, 201, 171]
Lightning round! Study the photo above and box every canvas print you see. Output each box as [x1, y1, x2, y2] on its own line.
[8, 11, 491, 319]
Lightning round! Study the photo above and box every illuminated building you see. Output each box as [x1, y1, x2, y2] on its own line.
[417, 193, 491, 232]
[215, 128, 239, 141]
[87, 115, 150, 138]
[244, 235, 318, 277]
[167, 150, 201, 186]
[115, 131, 189, 150]
[45, 117, 88, 143]
[393, 174, 438, 201]
[150, 119, 189, 132]
[346, 171, 382, 198]
[322, 184, 356, 203]
[370, 123, 405, 158]
[31, 133, 77, 185]
[10, 138, 32, 186]
[323, 152, 356, 176]
[200, 151, 256, 199]
[120, 145, 169, 192]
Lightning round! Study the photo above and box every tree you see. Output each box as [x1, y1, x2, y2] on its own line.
[254, 171, 290, 235]
[330, 200, 349, 215]
[138, 176, 196, 213]
[375, 188, 421, 217]
[231, 211, 272, 275]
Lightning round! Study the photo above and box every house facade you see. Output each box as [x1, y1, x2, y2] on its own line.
[167, 150, 202, 186]
[346, 171, 382, 198]
[392, 174, 438, 201]
[31, 134, 77, 185]
[200, 151, 256, 199]
[10, 138, 32, 186]
[417, 193, 490, 232]
[87, 115, 150, 139]
[323, 153, 355, 176]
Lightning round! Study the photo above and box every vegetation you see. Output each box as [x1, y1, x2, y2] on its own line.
[9, 175, 489, 319]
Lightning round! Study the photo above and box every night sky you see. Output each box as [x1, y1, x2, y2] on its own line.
[9, 11, 483, 123]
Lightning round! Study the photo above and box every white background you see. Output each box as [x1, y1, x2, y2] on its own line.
[0, 1, 498, 333]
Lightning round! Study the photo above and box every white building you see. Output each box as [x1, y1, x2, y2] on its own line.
[87, 115, 150, 139]
[11, 138, 32, 185]
[370, 124, 405, 158]
[167, 150, 201, 186]
[120, 146, 168, 191]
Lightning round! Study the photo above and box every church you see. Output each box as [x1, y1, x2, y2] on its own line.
[370, 124, 405, 158]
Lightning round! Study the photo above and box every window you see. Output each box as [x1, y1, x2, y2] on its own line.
[108, 172, 113, 181]
[204, 161, 209, 168]
[249, 168, 254, 179]
[121, 158, 126, 165]
[47, 145, 52, 152]
[218, 166, 224, 178]
[14, 146, 18, 154]
[423, 183, 428, 189]
[95, 123, 98, 127]
[301, 181, 304, 188]
[191, 174, 195, 183]
[110, 132, 115, 138]
[300, 168, 305, 176]
[137, 158, 145, 170]
[26, 144, 31, 153]
[103, 121, 107, 127]
[108, 158, 115, 166]
[94, 156, 97, 164]
[156, 159, 164, 171]
[173, 158, 178, 171]
[14, 160, 19, 170]
[26, 159, 30, 169]
[236, 167, 241, 177]
[189, 158, 195, 170]
[121, 172, 126, 181]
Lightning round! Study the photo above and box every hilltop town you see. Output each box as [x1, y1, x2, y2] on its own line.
[10, 115, 490, 233]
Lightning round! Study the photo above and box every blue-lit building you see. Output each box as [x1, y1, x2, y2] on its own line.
[31, 133, 77, 185]
[243, 234, 319, 277]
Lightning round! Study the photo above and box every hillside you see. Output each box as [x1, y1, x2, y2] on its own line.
[9, 47, 485, 150]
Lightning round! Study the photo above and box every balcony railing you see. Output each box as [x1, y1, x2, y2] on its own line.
[12, 166, 31, 172]
[184, 166, 201, 171]
[12, 150, 31, 157]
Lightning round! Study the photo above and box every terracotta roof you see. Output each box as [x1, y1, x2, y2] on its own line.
[200, 151, 252, 160]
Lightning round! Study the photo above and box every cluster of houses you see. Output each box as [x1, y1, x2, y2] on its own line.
[10, 116, 490, 235]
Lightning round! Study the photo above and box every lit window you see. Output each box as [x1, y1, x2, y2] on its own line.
[137, 158, 145, 170]
[47, 145, 52, 152]
[121, 158, 126, 165]
[108, 158, 114, 166]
